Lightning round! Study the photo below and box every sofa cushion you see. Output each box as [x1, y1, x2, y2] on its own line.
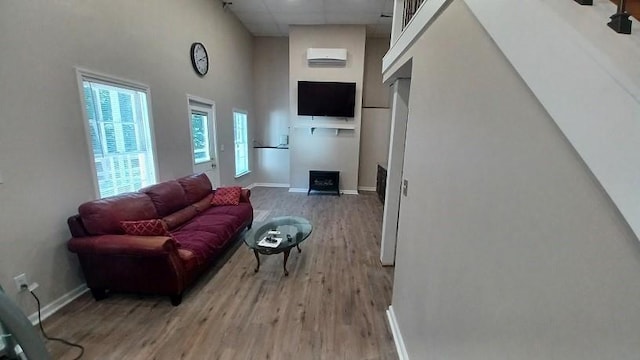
[171, 230, 228, 261]
[202, 203, 253, 225]
[120, 219, 170, 236]
[192, 193, 214, 213]
[162, 206, 198, 230]
[211, 186, 242, 206]
[79, 193, 158, 235]
[178, 173, 212, 204]
[179, 214, 239, 240]
[140, 181, 188, 217]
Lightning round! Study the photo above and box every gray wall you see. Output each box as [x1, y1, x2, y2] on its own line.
[363, 38, 391, 109]
[253, 37, 290, 147]
[0, 0, 254, 310]
[289, 25, 366, 191]
[251, 35, 390, 189]
[359, 38, 391, 189]
[252, 37, 290, 185]
[390, 1, 640, 359]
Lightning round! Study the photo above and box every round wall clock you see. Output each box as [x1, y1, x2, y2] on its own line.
[190, 42, 209, 76]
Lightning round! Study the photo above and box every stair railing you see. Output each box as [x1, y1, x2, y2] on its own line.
[573, 0, 633, 34]
[402, 0, 426, 30]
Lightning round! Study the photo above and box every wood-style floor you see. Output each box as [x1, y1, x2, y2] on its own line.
[45, 187, 397, 360]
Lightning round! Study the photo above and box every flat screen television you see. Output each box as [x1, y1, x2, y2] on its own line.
[297, 81, 356, 117]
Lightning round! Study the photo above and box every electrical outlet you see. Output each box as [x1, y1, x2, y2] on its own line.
[14, 273, 28, 291]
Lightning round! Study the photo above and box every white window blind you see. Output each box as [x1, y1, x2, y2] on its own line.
[233, 110, 249, 177]
[81, 78, 157, 198]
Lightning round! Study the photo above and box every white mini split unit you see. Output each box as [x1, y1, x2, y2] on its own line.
[307, 48, 347, 67]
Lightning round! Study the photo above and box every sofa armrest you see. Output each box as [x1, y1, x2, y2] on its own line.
[240, 188, 251, 203]
[68, 234, 178, 257]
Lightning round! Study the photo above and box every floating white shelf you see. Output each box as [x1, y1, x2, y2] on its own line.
[294, 123, 356, 135]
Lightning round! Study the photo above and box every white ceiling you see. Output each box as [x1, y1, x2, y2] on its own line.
[226, 0, 394, 37]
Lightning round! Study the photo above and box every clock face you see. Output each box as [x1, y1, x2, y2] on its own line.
[190, 42, 209, 76]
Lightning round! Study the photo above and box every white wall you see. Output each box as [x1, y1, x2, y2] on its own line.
[289, 25, 366, 192]
[252, 37, 290, 185]
[387, 1, 640, 358]
[0, 0, 254, 311]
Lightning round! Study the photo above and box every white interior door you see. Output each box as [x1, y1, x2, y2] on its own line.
[188, 97, 220, 187]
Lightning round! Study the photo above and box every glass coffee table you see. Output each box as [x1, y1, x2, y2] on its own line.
[244, 216, 313, 276]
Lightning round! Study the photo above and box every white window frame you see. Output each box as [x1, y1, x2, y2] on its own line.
[186, 95, 217, 166]
[233, 109, 250, 178]
[75, 67, 159, 198]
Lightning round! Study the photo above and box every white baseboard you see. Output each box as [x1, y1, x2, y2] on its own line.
[249, 183, 290, 189]
[387, 306, 409, 360]
[28, 284, 88, 325]
[358, 186, 376, 192]
[288, 188, 308, 193]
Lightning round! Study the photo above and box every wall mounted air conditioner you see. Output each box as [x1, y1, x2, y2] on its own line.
[307, 48, 347, 66]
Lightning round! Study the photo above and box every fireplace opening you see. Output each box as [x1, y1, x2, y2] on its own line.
[308, 170, 340, 196]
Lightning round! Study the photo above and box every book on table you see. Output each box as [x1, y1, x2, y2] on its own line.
[258, 236, 282, 248]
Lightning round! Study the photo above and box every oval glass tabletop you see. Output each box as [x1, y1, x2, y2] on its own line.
[244, 216, 313, 251]
[243, 216, 313, 276]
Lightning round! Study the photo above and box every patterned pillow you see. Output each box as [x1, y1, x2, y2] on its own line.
[211, 186, 242, 206]
[120, 219, 170, 236]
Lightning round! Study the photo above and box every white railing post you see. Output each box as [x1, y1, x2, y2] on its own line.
[391, 0, 405, 45]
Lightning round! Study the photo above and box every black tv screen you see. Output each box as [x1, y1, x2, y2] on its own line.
[297, 81, 356, 117]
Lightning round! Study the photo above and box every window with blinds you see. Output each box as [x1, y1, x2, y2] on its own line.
[80, 76, 157, 198]
[233, 110, 249, 177]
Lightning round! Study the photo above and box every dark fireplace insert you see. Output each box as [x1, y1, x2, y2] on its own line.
[308, 170, 340, 196]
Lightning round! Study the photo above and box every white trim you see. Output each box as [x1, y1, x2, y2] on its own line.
[358, 186, 376, 192]
[28, 284, 88, 325]
[186, 93, 215, 107]
[382, 0, 453, 75]
[387, 306, 409, 360]
[464, 0, 640, 242]
[381, 79, 411, 266]
[75, 67, 151, 92]
[288, 188, 308, 193]
[187, 95, 220, 188]
[234, 170, 251, 179]
[249, 183, 290, 188]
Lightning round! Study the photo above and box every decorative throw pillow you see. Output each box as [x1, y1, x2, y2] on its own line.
[120, 219, 170, 236]
[211, 186, 242, 206]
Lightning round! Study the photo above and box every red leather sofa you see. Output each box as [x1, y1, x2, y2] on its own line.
[67, 173, 253, 305]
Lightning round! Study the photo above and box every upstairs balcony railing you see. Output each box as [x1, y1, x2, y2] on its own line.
[402, 0, 426, 30]
[575, 0, 638, 34]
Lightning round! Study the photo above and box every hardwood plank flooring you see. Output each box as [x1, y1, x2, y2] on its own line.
[44, 188, 396, 359]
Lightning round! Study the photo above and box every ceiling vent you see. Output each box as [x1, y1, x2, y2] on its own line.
[307, 48, 347, 66]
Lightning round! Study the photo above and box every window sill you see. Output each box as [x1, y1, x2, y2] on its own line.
[234, 170, 251, 179]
